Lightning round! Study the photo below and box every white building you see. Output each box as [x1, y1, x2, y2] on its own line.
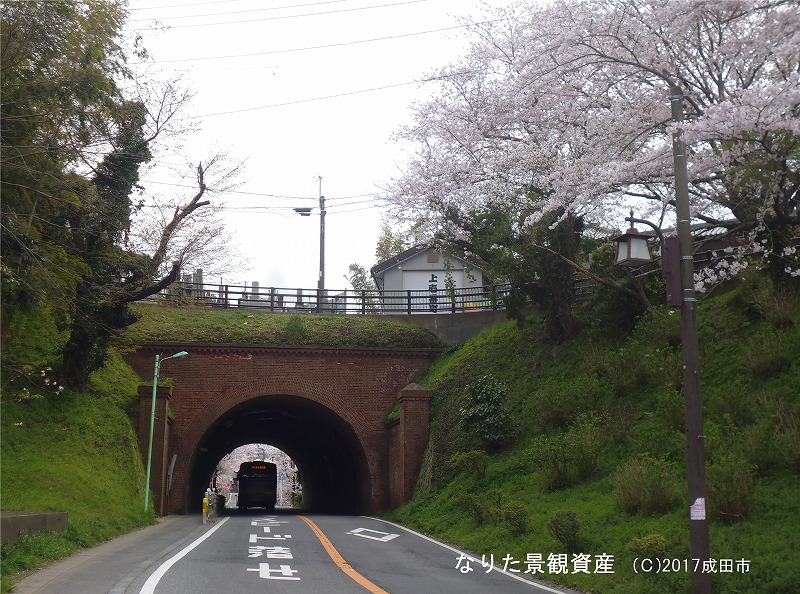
[370, 244, 490, 313]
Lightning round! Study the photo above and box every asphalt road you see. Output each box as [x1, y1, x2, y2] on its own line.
[13, 510, 574, 594]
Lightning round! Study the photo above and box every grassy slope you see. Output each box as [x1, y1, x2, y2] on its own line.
[122, 303, 445, 350]
[1, 309, 151, 593]
[384, 278, 800, 594]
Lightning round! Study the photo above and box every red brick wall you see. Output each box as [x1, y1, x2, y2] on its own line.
[127, 344, 437, 514]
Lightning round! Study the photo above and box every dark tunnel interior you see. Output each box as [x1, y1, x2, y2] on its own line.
[186, 395, 371, 514]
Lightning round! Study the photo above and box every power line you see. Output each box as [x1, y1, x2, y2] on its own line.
[131, 24, 470, 64]
[128, 0, 251, 10]
[328, 204, 384, 214]
[140, 179, 316, 200]
[140, 179, 384, 202]
[326, 193, 382, 201]
[128, 0, 351, 20]
[186, 67, 476, 118]
[193, 80, 422, 117]
[126, 0, 429, 30]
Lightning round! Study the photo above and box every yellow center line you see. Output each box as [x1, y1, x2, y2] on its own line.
[298, 515, 389, 594]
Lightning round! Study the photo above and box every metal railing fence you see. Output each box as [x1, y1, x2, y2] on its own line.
[143, 282, 515, 315]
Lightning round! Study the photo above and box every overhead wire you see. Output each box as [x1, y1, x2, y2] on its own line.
[125, 0, 430, 29]
[129, 24, 473, 64]
[10, 1, 478, 224]
[128, 0, 254, 10]
[139, 180, 389, 206]
[140, 179, 318, 200]
[128, 0, 352, 19]
[193, 80, 423, 118]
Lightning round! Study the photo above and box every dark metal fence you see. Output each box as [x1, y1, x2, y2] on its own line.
[143, 282, 515, 315]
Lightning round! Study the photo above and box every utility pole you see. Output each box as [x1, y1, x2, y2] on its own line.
[670, 81, 712, 594]
[317, 176, 326, 311]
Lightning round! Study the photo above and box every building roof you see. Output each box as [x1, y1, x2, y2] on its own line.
[370, 243, 482, 278]
[370, 243, 433, 277]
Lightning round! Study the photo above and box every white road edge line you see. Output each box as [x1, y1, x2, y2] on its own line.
[364, 516, 567, 593]
[139, 517, 229, 594]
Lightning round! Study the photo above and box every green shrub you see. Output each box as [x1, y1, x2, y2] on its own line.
[635, 305, 682, 348]
[449, 450, 489, 479]
[742, 419, 778, 474]
[504, 501, 530, 534]
[761, 286, 800, 329]
[484, 489, 505, 526]
[457, 494, 486, 525]
[531, 434, 574, 490]
[456, 490, 511, 527]
[548, 510, 581, 552]
[531, 415, 609, 490]
[285, 316, 308, 344]
[707, 453, 756, 522]
[600, 403, 639, 445]
[565, 413, 608, 480]
[655, 387, 686, 432]
[627, 533, 668, 560]
[614, 456, 679, 514]
[459, 375, 515, 449]
[627, 417, 685, 460]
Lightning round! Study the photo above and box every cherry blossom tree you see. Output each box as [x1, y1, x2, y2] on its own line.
[385, 0, 799, 295]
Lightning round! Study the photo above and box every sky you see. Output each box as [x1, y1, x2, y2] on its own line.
[125, 0, 489, 291]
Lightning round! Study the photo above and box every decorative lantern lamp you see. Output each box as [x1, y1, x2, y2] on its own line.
[613, 225, 653, 266]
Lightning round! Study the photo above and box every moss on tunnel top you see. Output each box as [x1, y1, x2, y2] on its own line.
[122, 303, 446, 350]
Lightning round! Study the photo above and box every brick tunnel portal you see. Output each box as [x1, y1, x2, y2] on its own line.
[187, 394, 371, 514]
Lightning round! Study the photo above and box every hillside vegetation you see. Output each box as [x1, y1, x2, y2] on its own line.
[0, 308, 150, 593]
[384, 274, 800, 593]
[121, 303, 445, 350]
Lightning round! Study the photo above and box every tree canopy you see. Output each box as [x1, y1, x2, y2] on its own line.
[386, 0, 799, 298]
[1, 1, 238, 387]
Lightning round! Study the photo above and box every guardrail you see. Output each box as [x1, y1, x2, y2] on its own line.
[143, 282, 517, 315]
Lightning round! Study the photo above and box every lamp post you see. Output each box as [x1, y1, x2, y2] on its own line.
[317, 176, 326, 311]
[669, 81, 712, 594]
[293, 176, 326, 312]
[613, 84, 712, 594]
[144, 350, 188, 512]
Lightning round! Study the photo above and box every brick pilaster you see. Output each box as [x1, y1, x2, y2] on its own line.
[397, 383, 432, 504]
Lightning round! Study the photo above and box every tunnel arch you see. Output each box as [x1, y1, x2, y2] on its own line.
[128, 344, 436, 514]
[186, 394, 371, 514]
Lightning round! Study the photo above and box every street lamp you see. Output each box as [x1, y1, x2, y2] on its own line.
[613, 211, 682, 307]
[612, 218, 653, 266]
[144, 350, 188, 512]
